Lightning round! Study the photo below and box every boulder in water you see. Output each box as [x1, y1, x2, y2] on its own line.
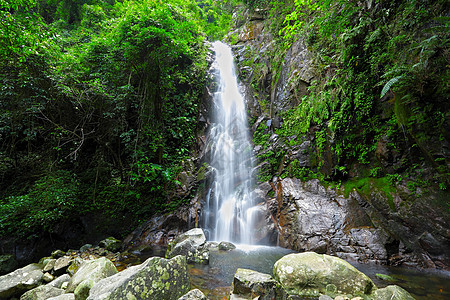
[66, 257, 118, 293]
[166, 228, 209, 264]
[372, 285, 415, 299]
[0, 263, 43, 298]
[231, 268, 284, 300]
[218, 241, 236, 251]
[178, 289, 207, 300]
[273, 252, 375, 298]
[87, 255, 190, 300]
[19, 285, 64, 300]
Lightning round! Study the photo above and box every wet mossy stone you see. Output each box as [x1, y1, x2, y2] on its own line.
[87, 255, 190, 300]
[218, 241, 236, 251]
[273, 252, 376, 298]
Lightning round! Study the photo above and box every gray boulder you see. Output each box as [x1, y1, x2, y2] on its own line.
[0, 263, 43, 299]
[66, 257, 118, 293]
[166, 228, 209, 264]
[178, 289, 207, 300]
[218, 241, 236, 251]
[47, 274, 71, 289]
[0, 254, 18, 275]
[53, 256, 72, 275]
[231, 268, 283, 300]
[87, 255, 190, 300]
[273, 252, 375, 298]
[19, 285, 64, 300]
[372, 285, 415, 299]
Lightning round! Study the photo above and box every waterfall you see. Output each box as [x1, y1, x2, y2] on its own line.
[202, 41, 256, 244]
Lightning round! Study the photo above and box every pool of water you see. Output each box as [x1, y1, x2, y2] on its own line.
[187, 245, 450, 300]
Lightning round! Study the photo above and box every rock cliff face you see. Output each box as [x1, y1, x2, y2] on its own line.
[225, 7, 449, 269]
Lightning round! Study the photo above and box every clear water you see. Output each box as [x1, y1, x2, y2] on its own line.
[202, 41, 256, 244]
[188, 246, 450, 300]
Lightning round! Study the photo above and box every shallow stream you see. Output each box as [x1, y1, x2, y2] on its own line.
[186, 245, 450, 300]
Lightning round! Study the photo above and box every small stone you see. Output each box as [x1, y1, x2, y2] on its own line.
[319, 295, 333, 300]
[54, 256, 72, 275]
[51, 250, 66, 258]
[48, 274, 71, 289]
[178, 289, 207, 300]
[61, 282, 69, 290]
[43, 272, 55, 282]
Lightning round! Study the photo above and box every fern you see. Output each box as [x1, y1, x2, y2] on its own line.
[380, 75, 403, 98]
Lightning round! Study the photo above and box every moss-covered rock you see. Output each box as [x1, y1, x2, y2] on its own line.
[66, 257, 118, 293]
[273, 252, 375, 298]
[99, 237, 122, 253]
[166, 228, 209, 264]
[87, 255, 190, 300]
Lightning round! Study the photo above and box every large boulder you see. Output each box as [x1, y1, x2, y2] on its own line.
[273, 252, 375, 298]
[87, 255, 190, 300]
[372, 285, 415, 300]
[0, 254, 18, 275]
[66, 257, 118, 293]
[230, 268, 283, 300]
[0, 263, 43, 299]
[166, 228, 209, 264]
[19, 285, 64, 300]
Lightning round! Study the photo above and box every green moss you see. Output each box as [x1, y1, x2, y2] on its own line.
[343, 177, 396, 211]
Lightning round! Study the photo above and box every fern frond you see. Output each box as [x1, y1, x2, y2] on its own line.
[380, 75, 403, 99]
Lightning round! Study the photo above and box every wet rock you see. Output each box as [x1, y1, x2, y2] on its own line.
[219, 241, 236, 251]
[19, 285, 64, 300]
[277, 178, 390, 263]
[273, 252, 375, 298]
[231, 268, 283, 300]
[99, 237, 121, 253]
[0, 254, 18, 275]
[372, 285, 415, 300]
[0, 263, 43, 299]
[178, 289, 207, 300]
[48, 274, 71, 289]
[166, 228, 209, 264]
[87, 255, 190, 300]
[67, 257, 83, 276]
[66, 257, 118, 293]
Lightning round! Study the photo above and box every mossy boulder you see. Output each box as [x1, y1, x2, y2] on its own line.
[87, 255, 190, 300]
[166, 228, 209, 264]
[273, 252, 375, 298]
[66, 257, 118, 293]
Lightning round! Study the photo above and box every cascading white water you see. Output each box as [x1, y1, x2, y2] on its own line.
[202, 41, 256, 244]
